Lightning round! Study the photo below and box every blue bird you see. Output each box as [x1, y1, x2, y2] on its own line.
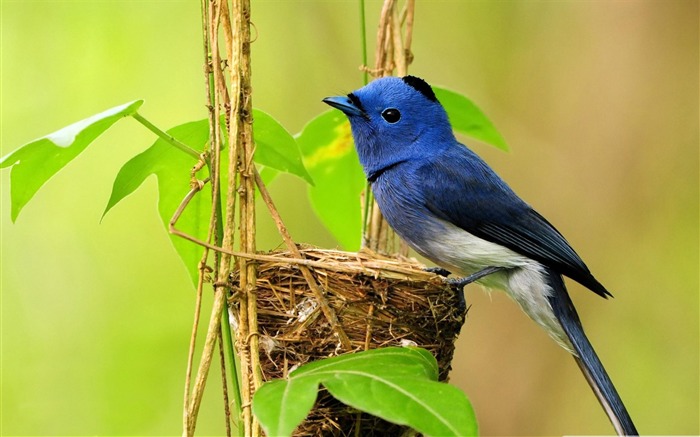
[323, 76, 638, 436]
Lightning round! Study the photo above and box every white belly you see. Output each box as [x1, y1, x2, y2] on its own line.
[411, 218, 573, 352]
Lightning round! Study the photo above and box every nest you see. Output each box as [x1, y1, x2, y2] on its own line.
[229, 247, 466, 436]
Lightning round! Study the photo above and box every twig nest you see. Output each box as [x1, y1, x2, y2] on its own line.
[229, 247, 466, 436]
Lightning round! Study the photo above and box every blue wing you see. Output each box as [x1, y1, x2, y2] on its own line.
[416, 146, 611, 298]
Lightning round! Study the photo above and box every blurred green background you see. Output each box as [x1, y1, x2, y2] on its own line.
[2, 1, 698, 435]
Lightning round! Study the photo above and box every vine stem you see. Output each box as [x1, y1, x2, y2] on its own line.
[359, 0, 372, 242]
[362, 0, 415, 255]
[209, 0, 240, 434]
[232, 0, 263, 435]
[252, 168, 352, 350]
[181, 0, 247, 434]
[131, 112, 201, 160]
[182, 1, 217, 434]
[359, 0, 369, 86]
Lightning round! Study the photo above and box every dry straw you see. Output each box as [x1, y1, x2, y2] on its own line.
[229, 247, 466, 436]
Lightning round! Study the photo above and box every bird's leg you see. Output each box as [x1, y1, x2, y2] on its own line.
[447, 266, 506, 312]
[424, 266, 452, 277]
[447, 266, 505, 289]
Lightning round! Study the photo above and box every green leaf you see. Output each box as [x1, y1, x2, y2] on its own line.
[252, 347, 477, 437]
[296, 110, 365, 250]
[252, 377, 320, 437]
[254, 109, 313, 185]
[103, 119, 212, 284]
[290, 346, 438, 380]
[1, 100, 306, 285]
[434, 86, 509, 151]
[324, 374, 476, 437]
[0, 100, 144, 221]
[102, 113, 299, 285]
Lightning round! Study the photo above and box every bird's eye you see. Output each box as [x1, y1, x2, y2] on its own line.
[381, 108, 401, 123]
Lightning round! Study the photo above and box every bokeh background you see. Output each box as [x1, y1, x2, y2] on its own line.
[2, 1, 698, 435]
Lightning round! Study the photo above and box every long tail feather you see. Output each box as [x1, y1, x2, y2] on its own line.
[545, 270, 638, 436]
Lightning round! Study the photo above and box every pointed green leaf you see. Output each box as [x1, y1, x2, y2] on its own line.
[254, 109, 313, 184]
[103, 111, 305, 285]
[103, 119, 212, 284]
[296, 110, 365, 250]
[252, 377, 320, 437]
[323, 374, 476, 437]
[0, 100, 144, 221]
[434, 86, 509, 151]
[290, 346, 438, 380]
[253, 347, 477, 437]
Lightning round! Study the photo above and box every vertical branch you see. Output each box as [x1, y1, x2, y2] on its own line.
[363, 0, 415, 255]
[220, 0, 257, 435]
[184, 0, 253, 434]
[243, 0, 262, 392]
[233, 1, 262, 435]
[218, 335, 233, 437]
[208, 2, 235, 433]
[364, 0, 394, 252]
[359, 0, 369, 86]
[211, 2, 244, 433]
[403, 0, 415, 61]
[397, 0, 415, 257]
[391, 4, 406, 76]
[374, 0, 394, 78]
[183, 2, 214, 432]
[185, 0, 230, 434]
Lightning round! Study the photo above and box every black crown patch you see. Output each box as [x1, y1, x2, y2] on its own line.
[401, 75, 437, 102]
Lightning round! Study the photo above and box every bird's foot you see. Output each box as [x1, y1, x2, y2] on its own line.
[424, 266, 452, 277]
[445, 266, 506, 313]
[446, 266, 505, 290]
[451, 283, 468, 314]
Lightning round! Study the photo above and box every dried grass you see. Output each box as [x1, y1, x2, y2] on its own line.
[229, 247, 466, 436]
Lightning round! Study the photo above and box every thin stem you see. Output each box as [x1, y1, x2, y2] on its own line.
[184, 257, 206, 436]
[207, 2, 242, 429]
[360, 0, 371, 240]
[403, 0, 415, 59]
[217, 326, 232, 437]
[183, 6, 212, 432]
[221, 305, 242, 429]
[359, 0, 368, 86]
[390, 4, 406, 75]
[185, 0, 234, 434]
[132, 112, 201, 160]
[361, 184, 372, 246]
[214, 163, 242, 431]
[207, 3, 238, 433]
[253, 168, 352, 350]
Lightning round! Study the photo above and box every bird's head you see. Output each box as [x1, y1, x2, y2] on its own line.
[323, 76, 455, 179]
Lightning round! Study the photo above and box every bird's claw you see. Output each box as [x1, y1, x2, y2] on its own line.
[447, 266, 505, 290]
[424, 266, 452, 277]
[443, 266, 507, 313]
